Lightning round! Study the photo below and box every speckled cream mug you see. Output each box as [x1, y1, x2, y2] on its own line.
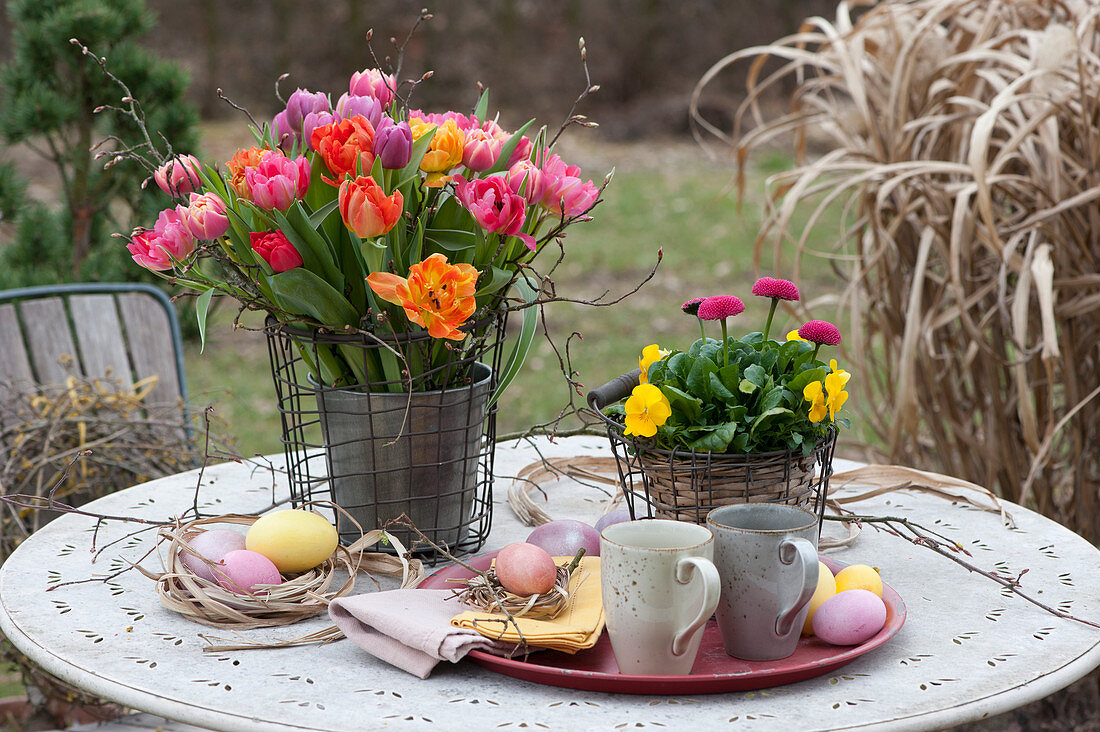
[706, 503, 819, 661]
[600, 519, 720, 675]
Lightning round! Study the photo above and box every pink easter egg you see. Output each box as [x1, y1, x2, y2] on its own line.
[179, 528, 246, 582]
[215, 549, 283, 595]
[812, 589, 887, 646]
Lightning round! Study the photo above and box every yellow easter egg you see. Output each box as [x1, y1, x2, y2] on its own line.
[246, 510, 338, 573]
[802, 561, 837, 635]
[834, 563, 883, 598]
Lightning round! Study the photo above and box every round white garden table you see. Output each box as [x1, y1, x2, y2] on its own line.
[1, 436, 1097, 732]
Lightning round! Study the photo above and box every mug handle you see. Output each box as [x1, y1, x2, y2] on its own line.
[774, 537, 818, 637]
[670, 556, 721, 657]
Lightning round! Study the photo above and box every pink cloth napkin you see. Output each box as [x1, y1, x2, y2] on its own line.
[329, 589, 511, 679]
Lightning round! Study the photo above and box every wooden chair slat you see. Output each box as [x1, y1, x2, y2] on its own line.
[70, 294, 133, 386]
[117, 292, 182, 406]
[19, 298, 80, 384]
[0, 303, 36, 409]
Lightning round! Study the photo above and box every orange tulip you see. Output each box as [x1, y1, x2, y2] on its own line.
[226, 146, 270, 198]
[339, 175, 403, 238]
[367, 253, 479, 340]
[311, 115, 376, 185]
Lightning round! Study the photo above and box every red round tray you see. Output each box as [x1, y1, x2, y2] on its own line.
[420, 553, 906, 694]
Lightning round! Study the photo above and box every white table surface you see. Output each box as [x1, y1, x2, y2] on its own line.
[1, 435, 1098, 732]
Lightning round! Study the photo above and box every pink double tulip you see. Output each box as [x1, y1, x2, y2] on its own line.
[349, 68, 395, 108]
[538, 152, 599, 217]
[127, 208, 196, 271]
[339, 175, 403, 238]
[177, 192, 229, 240]
[153, 154, 202, 197]
[454, 175, 535, 251]
[250, 230, 303, 273]
[505, 159, 548, 204]
[462, 129, 502, 172]
[244, 151, 311, 211]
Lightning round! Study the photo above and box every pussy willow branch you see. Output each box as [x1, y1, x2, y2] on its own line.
[823, 512, 1100, 629]
[70, 38, 169, 171]
[549, 37, 600, 149]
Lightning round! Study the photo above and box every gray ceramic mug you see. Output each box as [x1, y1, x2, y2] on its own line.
[706, 504, 819, 661]
[600, 519, 721, 675]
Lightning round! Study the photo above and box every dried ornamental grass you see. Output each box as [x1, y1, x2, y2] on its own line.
[693, 0, 1100, 543]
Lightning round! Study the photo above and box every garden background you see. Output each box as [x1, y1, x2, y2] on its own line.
[0, 1, 1096, 729]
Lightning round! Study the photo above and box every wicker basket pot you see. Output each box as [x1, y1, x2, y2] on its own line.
[587, 370, 837, 529]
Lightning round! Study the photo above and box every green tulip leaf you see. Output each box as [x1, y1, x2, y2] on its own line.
[267, 268, 359, 327]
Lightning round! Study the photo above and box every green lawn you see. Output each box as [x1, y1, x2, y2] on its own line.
[185, 140, 845, 458]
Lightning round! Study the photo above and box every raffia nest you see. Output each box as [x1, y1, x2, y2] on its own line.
[451, 553, 585, 620]
[692, 0, 1100, 543]
[139, 514, 424, 630]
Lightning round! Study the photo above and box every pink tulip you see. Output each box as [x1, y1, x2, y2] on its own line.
[349, 68, 395, 108]
[127, 208, 195, 271]
[454, 175, 535, 251]
[244, 151, 310, 211]
[505, 159, 548, 204]
[538, 152, 598, 217]
[153, 154, 202, 197]
[506, 136, 534, 168]
[462, 129, 502, 172]
[177, 192, 229, 240]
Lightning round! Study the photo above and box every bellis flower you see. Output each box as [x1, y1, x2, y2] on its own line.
[752, 276, 800, 341]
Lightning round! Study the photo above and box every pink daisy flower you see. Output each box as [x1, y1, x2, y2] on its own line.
[681, 297, 706, 316]
[751, 276, 800, 301]
[696, 295, 745, 321]
[798, 320, 842, 346]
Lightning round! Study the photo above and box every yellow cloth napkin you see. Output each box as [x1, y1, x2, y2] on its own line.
[451, 556, 603, 654]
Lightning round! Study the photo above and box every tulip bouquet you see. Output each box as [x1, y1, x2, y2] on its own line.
[122, 59, 604, 394]
[607, 277, 851, 456]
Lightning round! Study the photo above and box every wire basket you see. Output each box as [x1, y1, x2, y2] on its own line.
[265, 313, 507, 558]
[587, 370, 837, 529]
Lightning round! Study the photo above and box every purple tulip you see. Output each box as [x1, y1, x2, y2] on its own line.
[284, 88, 331, 133]
[372, 117, 413, 169]
[335, 93, 383, 128]
[302, 111, 335, 151]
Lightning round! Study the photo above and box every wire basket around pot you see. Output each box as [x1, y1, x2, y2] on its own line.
[265, 312, 507, 558]
[587, 370, 837, 529]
